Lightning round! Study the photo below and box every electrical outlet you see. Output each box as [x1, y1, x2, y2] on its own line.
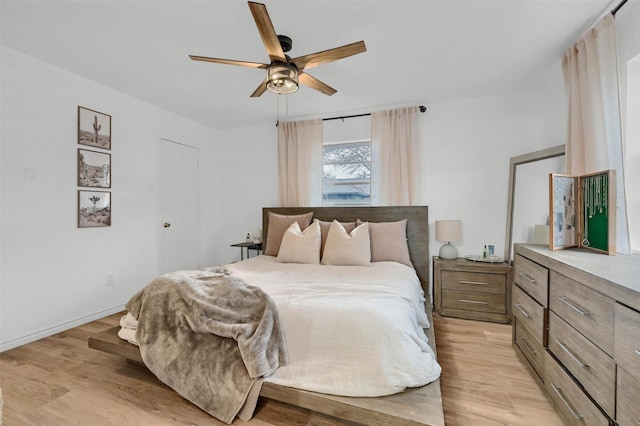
[105, 274, 115, 287]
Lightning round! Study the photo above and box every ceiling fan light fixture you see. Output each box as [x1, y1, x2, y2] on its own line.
[266, 63, 299, 95]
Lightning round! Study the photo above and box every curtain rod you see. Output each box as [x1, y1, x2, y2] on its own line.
[612, 0, 628, 15]
[322, 105, 427, 122]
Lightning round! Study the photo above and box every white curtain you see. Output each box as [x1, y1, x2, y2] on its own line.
[562, 13, 630, 254]
[277, 119, 323, 207]
[370, 106, 422, 206]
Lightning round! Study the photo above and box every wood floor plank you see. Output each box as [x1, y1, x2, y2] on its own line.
[0, 312, 564, 425]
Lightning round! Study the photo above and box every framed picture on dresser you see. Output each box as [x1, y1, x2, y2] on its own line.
[549, 170, 616, 254]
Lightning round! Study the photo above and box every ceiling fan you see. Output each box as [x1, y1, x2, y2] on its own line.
[189, 1, 366, 97]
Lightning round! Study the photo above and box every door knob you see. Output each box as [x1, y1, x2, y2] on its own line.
[163, 222, 171, 228]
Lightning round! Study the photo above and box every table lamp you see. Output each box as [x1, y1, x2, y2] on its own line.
[436, 220, 462, 259]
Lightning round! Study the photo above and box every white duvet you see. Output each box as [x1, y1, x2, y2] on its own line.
[225, 255, 441, 397]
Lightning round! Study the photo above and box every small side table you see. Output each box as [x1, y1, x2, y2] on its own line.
[433, 256, 513, 323]
[230, 241, 263, 260]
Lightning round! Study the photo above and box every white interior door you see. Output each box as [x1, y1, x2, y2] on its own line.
[159, 139, 199, 274]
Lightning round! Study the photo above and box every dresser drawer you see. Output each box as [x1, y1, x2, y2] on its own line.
[549, 271, 614, 355]
[441, 270, 506, 294]
[512, 284, 545, 344]
[441, 290, 505, 314]
[544, 352, 610, 426]
[614, 303, 640, 379]
[548, 311, 615, 417]
[514, 317, 544, 379]
[617, 367, 640, 426]
[514, 254, 548, 306]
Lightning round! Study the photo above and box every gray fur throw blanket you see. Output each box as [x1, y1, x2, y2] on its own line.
[125, 266, 288, 424]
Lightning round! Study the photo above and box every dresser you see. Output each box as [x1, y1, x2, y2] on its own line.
[433, 256, 513, 323]
[512, 244, 640, 426]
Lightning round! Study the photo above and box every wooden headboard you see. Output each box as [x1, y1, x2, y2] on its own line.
[262, 206, 430, 299]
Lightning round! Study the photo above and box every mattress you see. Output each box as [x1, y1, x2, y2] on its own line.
[225, 255, 441, 397]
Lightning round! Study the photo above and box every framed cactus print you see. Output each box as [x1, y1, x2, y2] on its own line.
[78, 190, 111, 228]
[78, 106, 111, 150]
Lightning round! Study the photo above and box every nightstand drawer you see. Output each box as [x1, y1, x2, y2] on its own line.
[514, 316, 544, 378]
[441, 290, 505, 314]
[514, 254, 548, 306]
[441, 270, 506, 294]
[614, 302, 640, 379]
[544, 352, 610, 426]
[549, 271, 614, 355]
[617, 367, 640, 426]
[512, 284, 545, 344]
[548, 311, 615, 417]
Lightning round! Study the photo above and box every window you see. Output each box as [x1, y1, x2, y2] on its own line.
[322, 115, 372, 206]
[322, 141, 371, 206]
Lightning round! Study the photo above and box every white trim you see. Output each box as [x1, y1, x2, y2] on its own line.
[0, 304, 125, 352]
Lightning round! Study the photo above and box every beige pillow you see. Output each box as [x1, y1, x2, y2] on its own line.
[265, 211, 313, 256]
[276, 220, 321, 264]
[321, 220, 371, 266]
[358, 218, 412, 267]
[318, 220, 357, 256]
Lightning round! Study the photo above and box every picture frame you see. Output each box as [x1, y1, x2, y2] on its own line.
[549, 174, 577, 250]
[78, 148, 111, 188]
[549, 170, 616, 255]
[78, 106, 111, 150]
[78, 190, 111, 228]
[579, 170, 616, 255]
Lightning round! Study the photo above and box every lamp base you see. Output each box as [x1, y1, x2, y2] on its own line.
[439, 243, 458, 260]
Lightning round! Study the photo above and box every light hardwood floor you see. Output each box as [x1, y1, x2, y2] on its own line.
[0, 313, 563, 425]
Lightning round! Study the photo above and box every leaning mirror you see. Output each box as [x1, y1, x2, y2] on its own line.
[504, 145, 566, 263]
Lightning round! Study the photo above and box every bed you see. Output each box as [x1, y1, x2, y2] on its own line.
[88, 206, 444, 425]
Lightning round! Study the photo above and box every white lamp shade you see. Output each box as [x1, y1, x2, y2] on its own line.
[435, 220, 462, 242]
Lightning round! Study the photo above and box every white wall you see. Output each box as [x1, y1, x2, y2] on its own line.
[213, 122, 279, 264]
[424, 71, 567, 264]
[0, 47, 222, 350]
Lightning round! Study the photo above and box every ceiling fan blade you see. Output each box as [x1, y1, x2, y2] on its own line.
[292, 41, 366, 71]
[248, 1, 287, 63]
[250, 77, 268, 97]
[299, 72, 337, 96]
[189, 55, 268, 69]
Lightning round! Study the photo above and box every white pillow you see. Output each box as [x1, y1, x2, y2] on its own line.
[321, 220, 371, 266]
[276, 219, 321, 264]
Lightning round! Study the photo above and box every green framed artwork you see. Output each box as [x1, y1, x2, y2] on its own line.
[549, 170, 616, 255]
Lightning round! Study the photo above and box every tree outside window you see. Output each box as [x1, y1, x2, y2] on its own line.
[322, 141, 371, 206]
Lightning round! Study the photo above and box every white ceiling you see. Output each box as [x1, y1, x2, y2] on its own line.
[1, 0, 612, 130]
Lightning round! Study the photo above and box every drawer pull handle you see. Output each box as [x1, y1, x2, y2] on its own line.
[635, 349, 640, 357]
[555, 339, 590, 369]
[551, 383, 583, 420]
[514, 303, 532, 319]
[458, 280, 489, 286]
[519, 272, 536, 283]
[557, 296, 590, 316]
[519, 336, 536, 355]
[458, 299, 488, 305]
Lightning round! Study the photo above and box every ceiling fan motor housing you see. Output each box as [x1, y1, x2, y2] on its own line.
[278, 35, 293, 52]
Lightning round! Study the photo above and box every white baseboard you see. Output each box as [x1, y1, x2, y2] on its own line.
[0, 304, 125, 352]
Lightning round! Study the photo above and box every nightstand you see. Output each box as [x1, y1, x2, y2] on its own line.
[433, 256, 513, 323]
[230, 241, 262, 260]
